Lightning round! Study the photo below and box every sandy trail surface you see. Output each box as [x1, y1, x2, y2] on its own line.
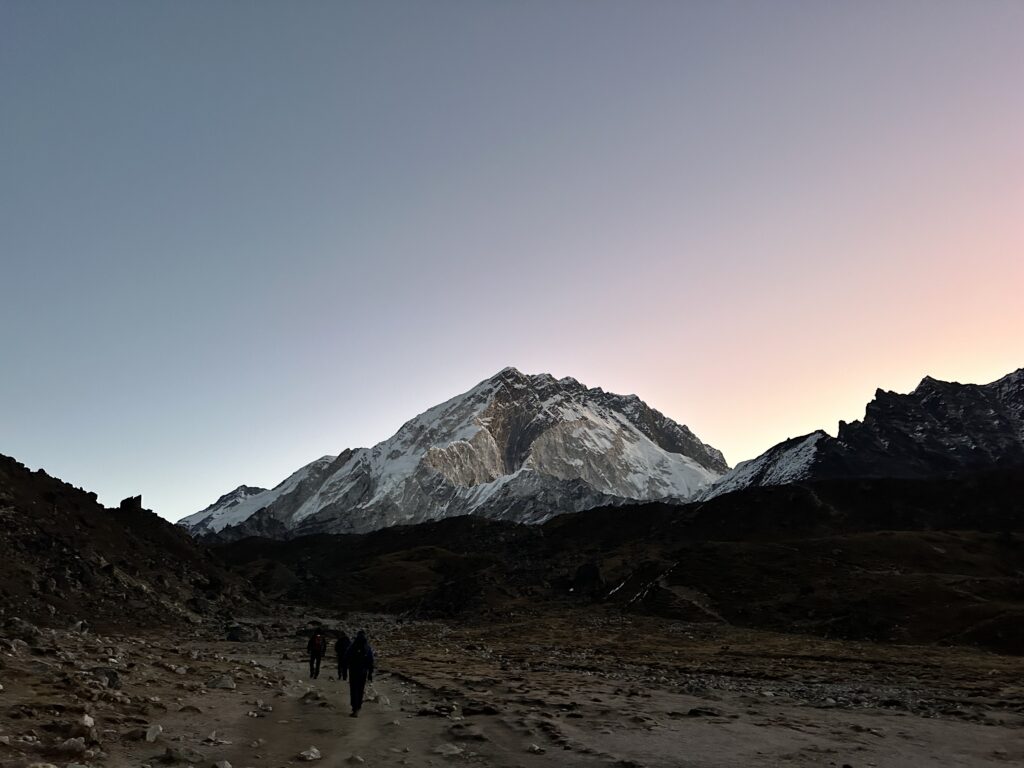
[1, 610, 1022, 767]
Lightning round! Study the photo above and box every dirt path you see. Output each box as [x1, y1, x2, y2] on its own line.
[202, 666, 590, 767]
[1, 614, 1021, 767]
[205, 629, 1023, 768]
[209, 645, 582, 768]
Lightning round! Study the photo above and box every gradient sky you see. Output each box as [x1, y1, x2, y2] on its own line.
[2, 1, 1022, 522]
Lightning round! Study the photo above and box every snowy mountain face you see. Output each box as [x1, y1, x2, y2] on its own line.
[704, 368, 1024, 499]
[179, 368, 728, 538]
[701, 432, 827, 500]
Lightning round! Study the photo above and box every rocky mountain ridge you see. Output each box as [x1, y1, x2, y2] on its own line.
[704, 368, 1024, 498]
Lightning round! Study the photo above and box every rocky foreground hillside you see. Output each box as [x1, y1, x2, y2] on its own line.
[181, 367, 727, 539]
[705, 368, 1024, 498]
[0, 453, 258, 631]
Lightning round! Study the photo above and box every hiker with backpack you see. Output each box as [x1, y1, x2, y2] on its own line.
[335, 631, 351, 681]
[341, 629, 375, 717]
[307, 627, 328, 679]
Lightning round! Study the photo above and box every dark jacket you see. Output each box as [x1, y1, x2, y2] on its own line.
[342, 639, 375, 680]
[307, 632, 328, 659]
[335, 636, 351, 658]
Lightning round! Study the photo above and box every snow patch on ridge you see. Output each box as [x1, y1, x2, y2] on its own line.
[702, 432, 824, 500]
[178, 456, 335, 533]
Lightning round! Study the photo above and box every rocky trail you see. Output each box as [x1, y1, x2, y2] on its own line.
[1, 611, 1022, 767]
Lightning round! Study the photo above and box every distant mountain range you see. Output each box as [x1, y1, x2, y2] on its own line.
[180, 365, 1024, 540]
[178, 367, 728, 538]
[704, 368, 1024, 498]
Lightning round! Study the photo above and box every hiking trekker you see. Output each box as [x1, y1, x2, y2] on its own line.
[335, 631, 351, 681]
[342, 629, 375, 717]
[307, 626, 328, 679]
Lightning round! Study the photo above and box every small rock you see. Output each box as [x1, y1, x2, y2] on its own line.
[346, 757, 365, 765]
[207, 675, 236, 690]
[448, 723, 488, 741]
[687, 707, 721, 717]
[160, 746, 203, 764]
[146, 724, 163, 743]
[213, 761, 232, 768]
[92, 667, 121, 689]
[59, 737, 87, 755]
[299, 746, 322, 761]
[432, 744, 463, 756]
[527, 743, 546, 754]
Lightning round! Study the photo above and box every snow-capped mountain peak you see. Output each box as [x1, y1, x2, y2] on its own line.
[180, 368, 728, 538]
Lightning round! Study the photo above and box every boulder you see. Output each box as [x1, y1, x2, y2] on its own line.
[119, 496, 143, 512]
[4, 617, 42, 643]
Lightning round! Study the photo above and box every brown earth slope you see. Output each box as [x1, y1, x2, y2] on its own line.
[0, 453, 259, 632]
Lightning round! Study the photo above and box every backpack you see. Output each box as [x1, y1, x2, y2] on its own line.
[349, 642, 368, 667]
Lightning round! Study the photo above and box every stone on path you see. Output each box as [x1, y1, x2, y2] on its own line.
[432, 743, 463, 756]
[207, 675, 236, 690]
[299, 746, 322, 761]
[59, 737, 87, 754]
[161, 745, 203, 764]
[448, 722, 488, 741]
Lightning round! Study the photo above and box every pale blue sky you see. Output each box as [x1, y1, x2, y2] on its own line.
[2, 1, 1022, 520]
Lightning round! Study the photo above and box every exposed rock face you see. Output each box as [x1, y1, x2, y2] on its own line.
[705, 368, 1024, 498]
[180, 368, 727, 538]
